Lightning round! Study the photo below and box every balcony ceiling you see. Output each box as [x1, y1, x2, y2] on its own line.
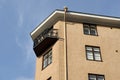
[34, 37, 58, 57]
[31, 10, 120, 40]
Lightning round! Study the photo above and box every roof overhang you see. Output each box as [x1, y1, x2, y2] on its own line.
[30, 10, 120, 40]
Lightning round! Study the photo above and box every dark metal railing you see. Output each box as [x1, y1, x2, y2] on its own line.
[34, 29, 58, 47]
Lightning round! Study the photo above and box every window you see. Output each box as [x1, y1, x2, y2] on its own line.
[85, 46, 102, 61]
[88, 74, 105, 80]
[83, 24, 98, 35]
[43, 49, 52, 69]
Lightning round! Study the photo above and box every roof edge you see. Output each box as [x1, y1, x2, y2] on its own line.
[30, 9, 120, 40]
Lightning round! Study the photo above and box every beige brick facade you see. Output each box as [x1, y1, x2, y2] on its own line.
[31, 10, 120, 80]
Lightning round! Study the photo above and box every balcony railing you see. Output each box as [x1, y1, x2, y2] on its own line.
[34, 29, 58, 48]
[33, 29, 58, 57]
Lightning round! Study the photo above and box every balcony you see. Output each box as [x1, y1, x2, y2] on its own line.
[33, 29, 58, 57]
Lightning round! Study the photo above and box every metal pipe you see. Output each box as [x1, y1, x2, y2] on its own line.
[64, 6, 68, 80]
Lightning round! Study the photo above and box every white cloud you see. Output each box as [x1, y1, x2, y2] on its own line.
[15, 4, 36, 64]
[15, 37, 23, 48]
[17, 12, 24, 27]
[15, 37, 35, 64]
[16, 76, 34, 80]
[24, 39, 35, 62]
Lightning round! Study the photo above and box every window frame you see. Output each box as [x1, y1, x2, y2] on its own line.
[88, 73, 105, 80]
[42, 49, 52, 69]
[85, 45, 102, 61]
[83, 23, 98, 36]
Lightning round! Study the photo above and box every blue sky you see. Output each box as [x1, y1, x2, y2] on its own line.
[0, 0, 120, 80]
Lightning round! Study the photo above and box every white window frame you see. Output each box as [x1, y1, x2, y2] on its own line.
[85, 46, 102, 61]
[83, 24, 98, 36]
[43, 49, 52, 69]
[88, 74, 105, 80]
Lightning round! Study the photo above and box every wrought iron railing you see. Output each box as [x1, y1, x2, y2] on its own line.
[34, 29, 58, 47]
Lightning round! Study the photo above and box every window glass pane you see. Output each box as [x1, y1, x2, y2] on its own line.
[43, 49, 52, 68]
[43, 59, 48, 68]
[48, 58, 50, 64]
[88, 56, 94, 60]
[91, 29, 97, 35]
[84, 28, 90, 34]
[50, 56, 52, 63]
[87, 51, 93, 55]
[89, 75, 96, 80]
[98, 75, 104, 80]
[44, 54, 48, 59]
[87, 51, 93, 60]
[90, 25, 97, 35]
[93, 48, 100, 52]
[48, 50, 52, 64]
[95, 56, 101, 61]
[84, 24, 90, 34]
[94, 52, 101, 60]
[48, 56, 52, 64]
[86, 47, 92, 51]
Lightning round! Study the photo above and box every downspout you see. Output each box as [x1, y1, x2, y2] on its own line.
[64, 7, 68, 80]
